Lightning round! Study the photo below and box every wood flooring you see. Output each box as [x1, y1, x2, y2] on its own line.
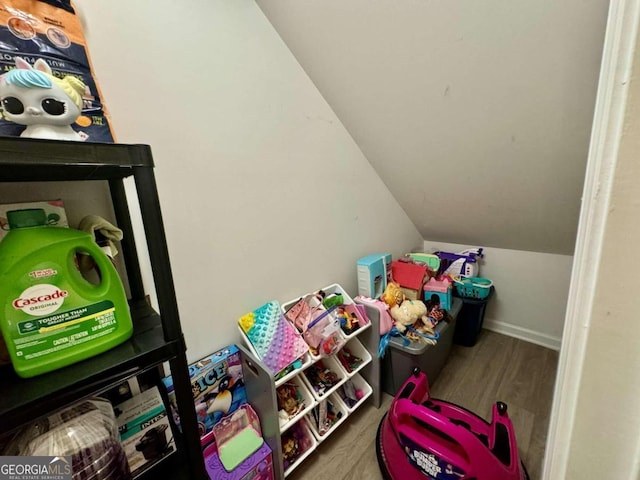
[288, 330, 559, 480]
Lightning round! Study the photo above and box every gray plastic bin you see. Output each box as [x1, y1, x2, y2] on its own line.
[381, 297, 462, 396]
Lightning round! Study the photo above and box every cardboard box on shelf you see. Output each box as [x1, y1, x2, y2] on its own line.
[162, 344, 247, 446]
[114, 386, 176, 477]
[0, 200, 68, 241]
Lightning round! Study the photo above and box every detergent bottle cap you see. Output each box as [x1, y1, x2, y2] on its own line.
[7, 209, 47, 229]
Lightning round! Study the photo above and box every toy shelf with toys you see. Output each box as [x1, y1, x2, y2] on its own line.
[237, 283, 379, 478]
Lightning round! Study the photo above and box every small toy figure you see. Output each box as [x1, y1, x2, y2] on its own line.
[306, 362, 340, 396]
[0, 57, 87, 141]
[427, 305, 444, 325]
[337, 347, 363, 373]
[281, 434, 300, 466]
[277, 382, 304, 419]
[381, 281, 405, 308]
[338, 307, 360, 335]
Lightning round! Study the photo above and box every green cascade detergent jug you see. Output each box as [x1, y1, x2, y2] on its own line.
[0, 209, 133, 378]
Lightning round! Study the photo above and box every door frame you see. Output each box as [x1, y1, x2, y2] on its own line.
[543, 0, 640, 477]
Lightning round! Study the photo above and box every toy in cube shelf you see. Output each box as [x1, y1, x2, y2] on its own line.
[336, 303, 367, 336]
[337, 346, 364, 374]
[238, 301, 308, 376]
[281, 421, 314, 471]
[304, 360, 341, 397]
[339, 379, 365, 408]
[162, 345, 247, 443]
[277, 382, 305, 425]
[311, 397, 343, 436]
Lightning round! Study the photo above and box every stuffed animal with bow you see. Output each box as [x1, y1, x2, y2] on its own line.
[390, 299, 428, 333]
[381, 281, 405, 308]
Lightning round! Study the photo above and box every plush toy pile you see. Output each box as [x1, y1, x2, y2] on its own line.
[380, 281, 446, 345]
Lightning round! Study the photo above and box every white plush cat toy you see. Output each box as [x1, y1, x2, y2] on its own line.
[0, 57, 87, 141]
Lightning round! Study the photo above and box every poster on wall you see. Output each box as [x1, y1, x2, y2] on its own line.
[0, 0, 115, 142]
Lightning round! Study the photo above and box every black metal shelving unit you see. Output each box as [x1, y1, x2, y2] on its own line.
[0, 137, 207, 479]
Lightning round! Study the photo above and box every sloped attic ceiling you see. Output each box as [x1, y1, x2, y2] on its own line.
[256, 0, 610, 255]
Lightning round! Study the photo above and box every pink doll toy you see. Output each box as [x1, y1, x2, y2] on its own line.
[0, 57, 87, 141]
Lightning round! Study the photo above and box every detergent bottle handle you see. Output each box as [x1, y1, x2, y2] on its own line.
[70, 239, 115, 297]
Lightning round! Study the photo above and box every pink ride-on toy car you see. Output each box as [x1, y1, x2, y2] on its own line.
[376, 368, 529, 480]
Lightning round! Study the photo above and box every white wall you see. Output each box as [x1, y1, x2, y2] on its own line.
[257, 0, 609, 256]
[424, 241, 572, 350]
[76, 0, 423, 362]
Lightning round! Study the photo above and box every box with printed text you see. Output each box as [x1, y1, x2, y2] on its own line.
[0, 200, 68, 241]
[162, 344, 247, 446]
[114, 386, 176, 477]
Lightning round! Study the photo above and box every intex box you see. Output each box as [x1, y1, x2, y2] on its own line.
[162, 344, 247, 445]
[114, 386, 176, 477]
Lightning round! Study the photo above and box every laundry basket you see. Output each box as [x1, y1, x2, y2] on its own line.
[453, 276, 493, 300]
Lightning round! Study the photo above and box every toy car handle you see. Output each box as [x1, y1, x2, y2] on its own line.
[393, 369, 431, 405]
[489, 402, 519, 468]
[393, 398, 485, 472]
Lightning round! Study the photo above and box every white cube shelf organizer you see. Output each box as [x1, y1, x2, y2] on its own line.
[239, 283, 379, 479]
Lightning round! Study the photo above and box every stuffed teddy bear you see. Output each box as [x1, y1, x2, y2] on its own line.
[381, 281, 405, 308]
[390, 299, 428, 333]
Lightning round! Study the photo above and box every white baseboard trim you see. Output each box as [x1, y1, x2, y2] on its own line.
[483, 319, 562, 351]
